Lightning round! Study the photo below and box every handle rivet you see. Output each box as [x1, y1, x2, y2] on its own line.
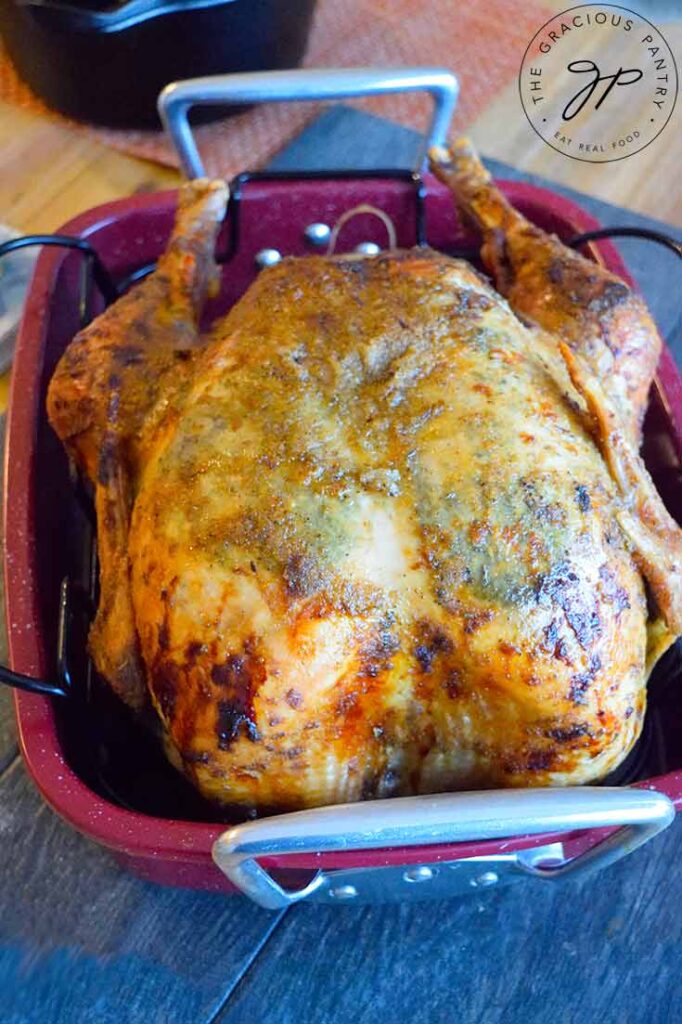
[304, 223, 332, 247]
[470, 871, 499, 888]
[403, 865, 435, 884]
[255, 248, 282, 269]
[329, 884, 358, 900]
[354, 241, 381, 256]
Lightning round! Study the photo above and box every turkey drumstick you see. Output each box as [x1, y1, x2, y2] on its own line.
[47, 179, 228, 707]
[429, 138, 661, 444]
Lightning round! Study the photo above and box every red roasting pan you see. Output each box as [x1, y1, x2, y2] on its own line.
[4, 70, 682, 907]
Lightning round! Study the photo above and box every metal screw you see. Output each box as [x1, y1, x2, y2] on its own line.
[329, 884, 358, 900]
[255, 248, 282, 269]
[403, 865, 435, 884]
[470, 871, 499, 888]
[304, 222, 331, 247]
[354, 241, 381, 256]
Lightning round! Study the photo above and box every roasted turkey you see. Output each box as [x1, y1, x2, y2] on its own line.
[47, 140, 682, 812]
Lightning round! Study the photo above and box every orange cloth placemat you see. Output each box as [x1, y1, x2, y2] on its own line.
[0, 0, 550, 176]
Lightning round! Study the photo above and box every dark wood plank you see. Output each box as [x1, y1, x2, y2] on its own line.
[0, 759, 285, 1024]
[216, 817, 682, 1024]
[0, 690, 17, 775]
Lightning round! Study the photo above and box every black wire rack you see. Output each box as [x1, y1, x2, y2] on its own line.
[0, 168, 680, 710]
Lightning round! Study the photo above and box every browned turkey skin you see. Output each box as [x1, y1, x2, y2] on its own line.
[47, 141, 682, 812]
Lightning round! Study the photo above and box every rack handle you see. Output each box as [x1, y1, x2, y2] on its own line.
[158, 67, 459, 178]
[212, 786, 674, 908]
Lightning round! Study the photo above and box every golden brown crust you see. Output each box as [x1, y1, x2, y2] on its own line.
[47, 178, 228, 706]
[560, 341, 682, 633]
[47, 178, 228, 480]
[429, 139, 662, 443]
[46, 158, 680, 811]
[129, 249, 651, 807]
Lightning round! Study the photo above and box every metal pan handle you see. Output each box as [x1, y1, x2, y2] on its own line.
[158, 67, 459, 178]
[213, 786, 674, 908]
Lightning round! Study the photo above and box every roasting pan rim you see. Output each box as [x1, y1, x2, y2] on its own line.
[7, 175, 681, 883]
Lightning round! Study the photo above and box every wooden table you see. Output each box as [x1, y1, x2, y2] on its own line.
[1, 29, 682, 1023]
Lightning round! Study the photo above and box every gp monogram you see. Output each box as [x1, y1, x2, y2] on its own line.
[519, 4, 678, 162]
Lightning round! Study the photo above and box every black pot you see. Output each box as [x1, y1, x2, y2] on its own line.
[0, 0, 317, 129]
